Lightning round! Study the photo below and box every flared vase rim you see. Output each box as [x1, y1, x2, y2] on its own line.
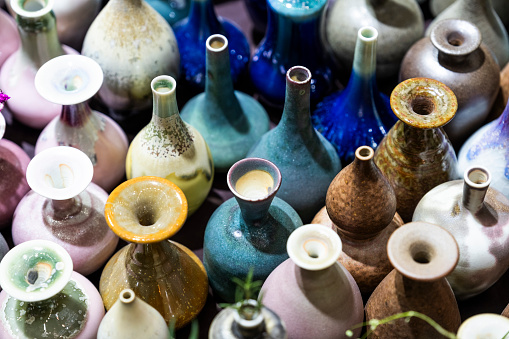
[430, 19, 481, 57]
[11, 0, 54, 18]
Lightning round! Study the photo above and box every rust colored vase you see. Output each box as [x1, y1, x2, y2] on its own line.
[365, 222, 461, 338]
[99, 176, 208, 329]
[312, 146, 404, 294]
[374, 77, 458, 222]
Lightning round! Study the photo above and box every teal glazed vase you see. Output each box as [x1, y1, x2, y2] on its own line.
[146, 0, 190, 27]
[181, 34, 269, 173]
[249, 0, 333, 107]
[248, 66, 341, 222]
[203, 157, 303, 302]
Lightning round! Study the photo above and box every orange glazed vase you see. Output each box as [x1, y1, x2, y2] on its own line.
[99, 176, 208, 329]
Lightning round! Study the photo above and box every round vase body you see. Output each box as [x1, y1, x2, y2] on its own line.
[145, 0, 190, 27]
[0, 8, 19, 68]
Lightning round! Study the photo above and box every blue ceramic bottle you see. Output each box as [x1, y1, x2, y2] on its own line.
[173, 0, 250, 94]
[181, 34, 269, 172]
[203, 158, 303, 302]
[249, 0, 333, 107]
[146, 0, 190, 27]
[248, 66, 342, 223]
[312, 27, 397, 164]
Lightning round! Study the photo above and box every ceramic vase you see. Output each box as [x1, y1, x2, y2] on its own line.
[209, 299, 287, 339]
[126, 75, 214, 215]
[81, 0, 180, 120]
[261, 224, 364, 339]
[181, 34, 269, 172]
[457, 99, 509, 199]
[243, 0, 267, 34]
[413, 167, 509, 299]
[203, 157, 303, 302]
[374, 77, 458, 222]
[33, 55, 129, 192]
[312, 26, 397, 164]
[503, 305, 509, 318]
[99, 176, 208, 329]
[173, 0, 250, 95]
[0, 240, 104, 338]
[458, 314, 509, 338]
[12, 146, 118, 275]
[426, 0, 509, 68]
[431, 0, 509, 28]
[325, 0, 424, 81]
[97, 289, 169, 339]
[312, 146, 404, 294]
[400, 19, 500, 149]
[249, 0, 333, 107]
[146, 0, 190, 27]
[0, 0, 78, 129]
[248, 66, 341, 222]
[0, 8, 19, 67]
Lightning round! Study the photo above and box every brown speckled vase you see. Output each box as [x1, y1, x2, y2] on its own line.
[312, 146, 404, 293]
[99, 176, 208, 329]
[365, 222, 461, 338]
[503, 304, 509, 318]
[374, 77, 458, 222]
[400, 19, 500, 149]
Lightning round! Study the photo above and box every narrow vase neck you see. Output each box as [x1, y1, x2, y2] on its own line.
[110, 0, 143, 7]
[153, 87, 181, 119]
[397, 121, 448, 152]
[46, 197, 84, 222]
[127, 242, 177, 280]
[236, 197, 274, 226]
[187, 0, 222, 35]
[462, 175, 489, 214]
[294, 262, 338, 291]
[457, 0, 492, 12]
[496, 104, 509, 134]
[279, 78, 315, 140]
[60, 102, 93, 127]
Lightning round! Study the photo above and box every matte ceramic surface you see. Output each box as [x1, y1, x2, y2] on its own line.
[146, 0, 190, 26]
[249, 0, 333, 107]
[181, 34, 269, 172]
[458, 314, 509, 339]
[0, 8, 19, 67]
[431, 0, 509, 27]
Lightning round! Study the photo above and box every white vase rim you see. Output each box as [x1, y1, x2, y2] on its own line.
[11, 0, 54, 19]
[206, 34, 228, 53]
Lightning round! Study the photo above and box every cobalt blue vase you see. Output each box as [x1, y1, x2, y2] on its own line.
[145, 0, 190, 27]
[249, 0, 333, 108]
[173, 0, 250, 95]
[312, 26, 397, 164]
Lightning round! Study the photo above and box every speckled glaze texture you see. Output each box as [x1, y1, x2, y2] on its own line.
[249, 0, 333, 107]
[365, 222, 461, 338]
[181, 34, 269, 172]
[413, 168, 509, 299]
[400, 19, 500, 149]
[0, 8, 19, 67]
[374, 77, 458, 222]
[325, 0, 424, 80]
[100, 176, 208, 329]
[146, 0, 190, 27]
[173, 0, 249, 95]
[248, 66, 341, 222]
[312, 27, 397, 164]
[426, 0, 509, 68]
[82, 0, 180, 115]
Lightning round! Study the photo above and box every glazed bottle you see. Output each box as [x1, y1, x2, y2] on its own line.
[97, 289, 169, 339]
[203, 157, 303, 302]
[126, 75, 214, 215]
[324, 0, 424, 81]
[249, 0, 333, 107]
[82, 0, 180, 121]
[209, 300, 287, 339]
[413, 167, 509, 299]
[12, 146, 119, 275]
[248, 66, 341, 222]
[181, 34, 270, 173]
[173, 0, 250, 95]
[400, 19, 500, 149]
[0, 0, 78, 129]
[0, 240, 105, 338]
[261, 224, 364, 339]
[374, 77, 458, 222]
[312, 146, 404, 294]
[426, 0, 509, 68]
[365, 222, 461, 337]
[457, 100, 509, 198]
[0, 8, 19, 67]
[100, 176, 208, 329]
[145, 0, 190, 27]
[312, 26, 397, 164]
[34, 55, 129, 192]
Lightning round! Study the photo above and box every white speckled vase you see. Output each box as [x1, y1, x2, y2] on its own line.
[457, 314, 509, 339]
[0, 240, 104, 339]
[12, 147, 119, 275]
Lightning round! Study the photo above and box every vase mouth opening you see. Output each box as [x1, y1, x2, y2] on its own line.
[410, 96, 435, 116]
[359, 26, 378, 42]
[464, 167, 491, 189]
[12, 0, 53, 18]
[228, 158, 281, 202]
[457, 314, 509, 338]
[151, 76, 176, 96]
[431, 19, 480, 57]
[206, 34, 228, 52]
[119, 289, 136, 304]
[355, 146, 374, 161]
[287, 66, 311, 85]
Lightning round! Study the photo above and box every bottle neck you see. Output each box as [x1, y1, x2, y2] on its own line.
[60, 102, 93, 127]
[279, 77, 315, 138]
[187, 0, 222, 36]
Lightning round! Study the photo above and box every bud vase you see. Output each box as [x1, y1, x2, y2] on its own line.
[374, 77, 458, 222]
[413, 167, 509, 299]
[0, 0, 78, 129]
[203, 157, 302, 302]
[248, 66, 341, 222]
[365, 222, 461, 337]
[145, 0, 190, 27]
[312, 146, 404, 294]
[181, 34, 269, 172]
[99, 176, 208, 329]
[0, 240, 104, 338]
[126, 75, 214, 215]
[312, 26, 397, 164]
[12, 146, 119, 275]
[0, 8, 19, 67]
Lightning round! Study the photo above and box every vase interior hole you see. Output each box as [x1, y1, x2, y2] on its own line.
[21, 0, 45, 11]
[61, 75, 84, 92]
[411, 96, 434, 116]
[135, 203, 159, 226]
[239, 304, 259, 321]
[120, 290, 135, 303]
[209, 36, 225, 49]
[356, 146, 373, 160]
[468, 169, 489, 184]
[360, 27, 376, 39]
[446, 32, 464, 47]
[410, 242, 433, 264]
[235, 170, 274, 200]
[25, 262, 53, 287]
[154, 79, 174, 94]
[303, 239, 327, 259]
[44, 164, 75, 189]
[289, 68, 310, 83]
